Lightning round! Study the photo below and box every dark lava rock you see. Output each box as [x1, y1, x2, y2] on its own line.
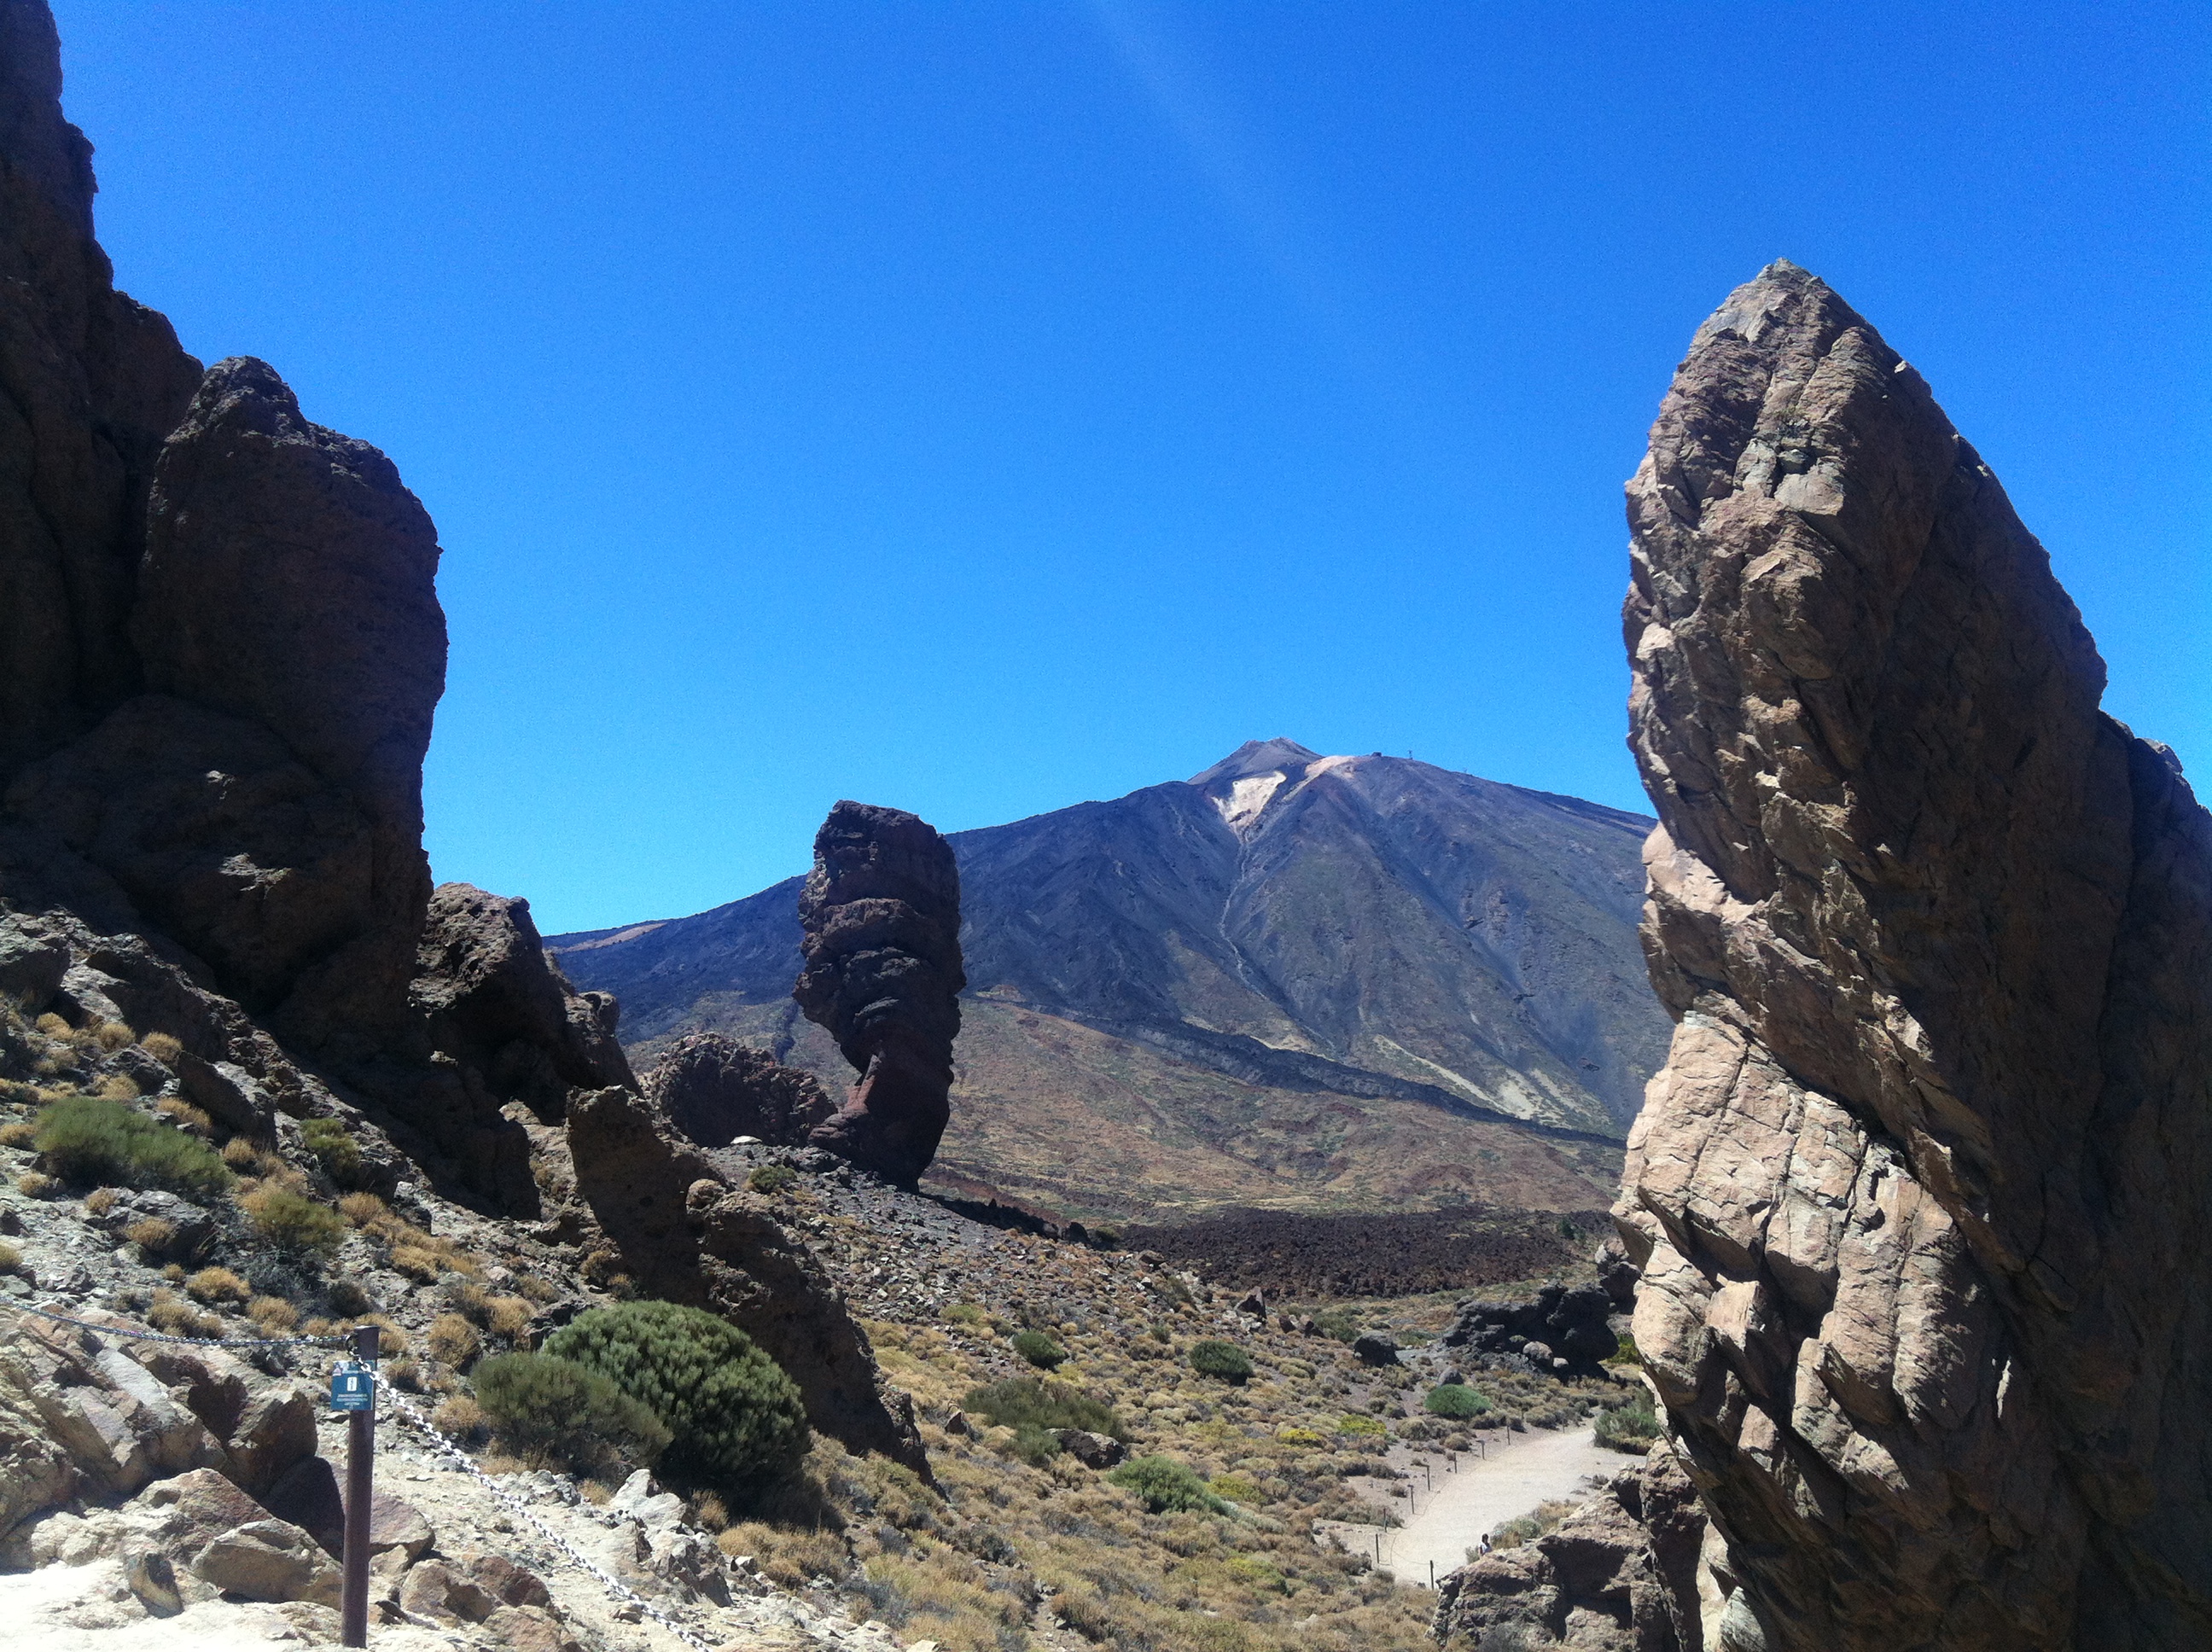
[1442, 1283, 1618, 1374]
[794, 800, 963, 1186]
[1056, 1429, 1126, 1469]
[1350, 1332, 1401, 1367]
[643, 1032, 833, 1149]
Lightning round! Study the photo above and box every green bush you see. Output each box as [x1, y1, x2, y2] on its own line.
[961, 1376, 1126, 1440]
[300, 1118, 371, 1190]
[472, 1352, 672, 1475]
[1605, 1333, 1642, 1367]
[35, 1096, 230, 1198]
[1008, 1422, 1062, 1466]
[1010, 1329, 1066, 1370]
[1308, 1307, 1360, 1343]
[1595, 1393, 1662, 1454]
[1336, 1413, 1387, 1437]
[242, 1185, 346, 1256]
[1425, 1383, 1491, 1419]
[1109, 1456, 1228, 1515]
[747, 1164, 798, 1195]
[1187, 1339, 1254, 1382]
[544, 1300, 810, 1489]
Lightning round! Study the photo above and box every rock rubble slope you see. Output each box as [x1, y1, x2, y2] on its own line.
[1616, 262, 2212, 1649]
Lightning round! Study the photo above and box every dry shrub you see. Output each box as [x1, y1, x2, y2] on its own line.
[185, 1265, 250, 1305]
[33, 1013, 68, 1038]
[386, 1357, 425, 1392]
[719, 1521, 847, 1589]
[156, 1099, 214, 1135]
[148, 1288, 222, 1338]
[84, 1186, 121, 1216]
[338, 1191, 386, 1225]
[433, 1393, 490, 1446]
[219, 1137, 260, 1171]
[515, 1273, 559, 1304]
[0, 1120, 34, 1149]
[142, 1032, 183, 1066]
[247, 1296, 299, 1335]
[94, 1021, 136, 1052]
[359, 1315, 409, 1357]
[93, 1074, 141, 1101]
[0, 1241, 20, 1273]
[160, 1262, 185, 1283]
[124, 1216, 178, 1257]
[485, 1295, 534, 1337]
[427, 1312, 482, 1368]
[693, 1491, 731, 1532]
[17, 1171, 57, 1198]
[326, 1279, 373, 1316]
[392, 1246, 444, 1283]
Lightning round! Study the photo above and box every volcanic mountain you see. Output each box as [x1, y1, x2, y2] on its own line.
[550, 742, 1668, 1220]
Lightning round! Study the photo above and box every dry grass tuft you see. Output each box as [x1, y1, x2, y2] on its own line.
[142, 1032, 183, 1066]
[184, 1265, 249, 1305]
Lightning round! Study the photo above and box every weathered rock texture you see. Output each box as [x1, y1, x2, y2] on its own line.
[641, 1032, 833, 1149]
[1441, 1282, 1620, 1376]
[794, 801, 964, 1185]
[1434, 1449, 1708, 1651]
[564, 1085, 928, 1472]
[1616, 261, 2212, 1649]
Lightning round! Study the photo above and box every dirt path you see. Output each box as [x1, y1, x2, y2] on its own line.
[1345, 1427, 1624, 1588]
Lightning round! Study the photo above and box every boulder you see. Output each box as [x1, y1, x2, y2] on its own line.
[1350, 1333, 1400, 1367]
[0, 1308, 228, 1504]
[1056, 1429, 1126, 1469]
[1616, 261, 2212, 1648]
[224, 1385, 317, 1497]
[1441, 1283, 1619, 1374]
[641, 1032, 834, 1149]
[0, 913, 70, 1007]
[190, 1515, 341, 1605]
[794, 800, 965, 1185]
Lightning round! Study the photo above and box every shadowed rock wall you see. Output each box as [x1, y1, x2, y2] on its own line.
[1615, 262, 2212, 1650]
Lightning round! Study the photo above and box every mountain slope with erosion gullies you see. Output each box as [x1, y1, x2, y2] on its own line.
[551, 742, 1665, 1222]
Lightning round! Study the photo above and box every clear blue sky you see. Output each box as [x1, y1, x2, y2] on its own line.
[53, 2, 2210, 934]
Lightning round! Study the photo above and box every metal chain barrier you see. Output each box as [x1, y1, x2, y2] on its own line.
[12, 1297, 352, 1350]
[373, 1373, 725, 1652]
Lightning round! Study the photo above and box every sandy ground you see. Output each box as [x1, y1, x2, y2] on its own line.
[1330, 1427, 1624, 1589]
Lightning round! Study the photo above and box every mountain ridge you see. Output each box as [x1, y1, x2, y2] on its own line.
[551, 743, 1668, 1219]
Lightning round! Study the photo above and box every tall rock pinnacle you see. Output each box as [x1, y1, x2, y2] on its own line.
[795, 801, 964, 1185]
[1617, 261, 2212, 1649]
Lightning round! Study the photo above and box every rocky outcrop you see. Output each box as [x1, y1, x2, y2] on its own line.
[564, 1086, 928, 1472]
[1615, 262, 2212, 1649]
[641, 1032, 833, 1149]
[1434, 1450, 1707, 1651]
[1441, 1283, 1619, 1376]
[794, 801, 963, 1185]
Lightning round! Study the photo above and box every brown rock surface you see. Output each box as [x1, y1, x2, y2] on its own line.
[795, 800, 964, 1184]
[641, 1031, 834, 1149]
[1433, 1451, 1705, 1651]
[1616, 262, 2212, 1649]
[564, 1085, 928, 1471]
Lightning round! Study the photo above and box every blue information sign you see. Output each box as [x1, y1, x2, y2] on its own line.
[330, 1364, 374, 1413]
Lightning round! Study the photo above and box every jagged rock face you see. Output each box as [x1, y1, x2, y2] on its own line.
[0, 0, 204, 776]
[563, 1086, 928, 1473]
[1441, 1283, 1619, 1375]
[1616, 262, 2212, 1649]
[641, 1032, 833, 1149]
[1434, 1450, 1707, 1651]
[795, 801, 964, 1185]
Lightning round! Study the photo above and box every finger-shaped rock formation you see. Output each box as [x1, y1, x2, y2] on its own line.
[1617, 261, 2212, 1650]
[795, 801, 964, 1185]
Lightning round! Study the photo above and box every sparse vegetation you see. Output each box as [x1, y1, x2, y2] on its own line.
[33, 1096, 231, 1197]
[1189, 1338, 1254, 1382]
[1491, 1498, 1577, 1550]
[1010, 1328, 1067, 1370]
[545, 1300, 810, 1493]
[747, 1163, 799, 1195]
[238, 1184, 346, 1256]
[122, 1216, 178, 1257]
[961, 1376, 1125, 1439]
[300, 1117, 371, 1190]
[1109, 1454, 1228, 1515]
[1424, 1382, 1491, 1419]
[472, 1352, 672, 1475]
[1594, 1392, 1662, 1454]
[428, 1312, 483, 1368]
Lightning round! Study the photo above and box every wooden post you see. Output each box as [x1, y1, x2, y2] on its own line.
[341, 1323, 378, 1648]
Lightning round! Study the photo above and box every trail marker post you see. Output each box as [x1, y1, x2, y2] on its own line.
[335, 1324, 380, 1648]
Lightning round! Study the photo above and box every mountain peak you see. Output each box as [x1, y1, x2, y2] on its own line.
[1186, 738, 1324, 787]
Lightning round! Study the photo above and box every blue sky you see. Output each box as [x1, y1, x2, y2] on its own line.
[53, 2, 2210, 934]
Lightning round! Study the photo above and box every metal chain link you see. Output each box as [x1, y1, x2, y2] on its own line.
[372, 1373, 726, 1652]
[10, 1297, 351, 1350]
